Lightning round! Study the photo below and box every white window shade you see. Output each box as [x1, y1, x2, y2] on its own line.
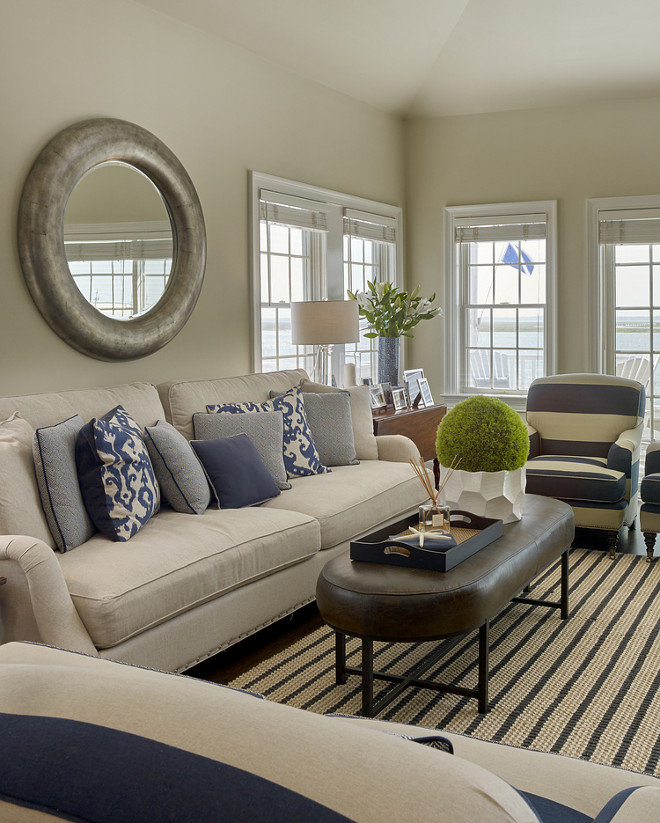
[343, 209, 396, 244]
[599, 215, 660, 244]
[259, 190, 329, 231]
[64, 220, 173, 261]
[455, 217, 547, 243]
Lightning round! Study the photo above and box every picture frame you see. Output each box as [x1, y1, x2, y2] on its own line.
[403, 368, 424, 406]
[369, 384, 387, 410]
[417, 377, 434, 408]
[392, 386, 407, 411]
[380, 381, 394, 408]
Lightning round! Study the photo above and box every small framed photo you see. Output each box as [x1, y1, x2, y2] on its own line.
[392, 386, 407, 411]
[380, 381, 394, 408]
[403, 368, 424, 406]
[369, 384, 387, 410]
[417, 377, 434, 408]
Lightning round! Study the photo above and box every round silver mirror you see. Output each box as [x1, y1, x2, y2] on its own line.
[17, 118, 206, 360]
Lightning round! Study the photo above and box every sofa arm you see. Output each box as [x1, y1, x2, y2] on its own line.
[526, 422, 540, 459]
[376, 434, 421, 463]
[0, 535, 97, 655]
[645, 441, 660, 475]
[608, 425, 643, 475]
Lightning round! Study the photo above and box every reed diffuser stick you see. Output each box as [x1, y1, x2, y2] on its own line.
[409, 454, 462, 515]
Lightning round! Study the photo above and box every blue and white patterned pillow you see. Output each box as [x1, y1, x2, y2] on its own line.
[206, 387, 329, 478]
[76, 406, 160, 542]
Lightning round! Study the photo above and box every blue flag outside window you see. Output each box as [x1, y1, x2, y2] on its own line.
[502, 242, 534, 276]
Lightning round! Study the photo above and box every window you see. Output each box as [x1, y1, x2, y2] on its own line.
[589, 196, 660, 439]
[343, 211, 397, 380]
[251, 173, 402, 383]
[444, 202, 557, 397]
[64, 221, 172, 318]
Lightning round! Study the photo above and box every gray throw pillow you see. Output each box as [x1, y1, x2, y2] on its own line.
[144, 421, 211, 514]
[193, 411, 291, 490]
[301, 392, 359, 467]
[33, 415, 96, 552]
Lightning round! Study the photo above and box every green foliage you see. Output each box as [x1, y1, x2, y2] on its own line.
[347, 281, 442, 338]
[436, 396, 529, 473]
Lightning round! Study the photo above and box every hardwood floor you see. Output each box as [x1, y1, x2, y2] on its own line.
[187, 521, 655, 686]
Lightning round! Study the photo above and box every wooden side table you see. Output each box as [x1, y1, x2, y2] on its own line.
[372, 404, 447, 485]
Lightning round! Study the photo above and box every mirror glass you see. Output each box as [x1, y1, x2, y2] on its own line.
[64, 162, 174, 319]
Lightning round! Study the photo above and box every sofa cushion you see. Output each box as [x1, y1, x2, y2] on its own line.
[158, 369, 308, 441]
[191, 434, 281, 508]
[301, 391, 359, 467]
[0, 412, 54, 547]
[301, 380, 378, 461]
[263, 461, 428, 549]
[525, 455, 626, 504]
[0, 382, 165, 431]
[641, 472, 660, 504]
[76, 406, 160, 542]
[144, 421, 210, 515]
[193, 410, 290, 490]
[57, 507, 321, 649]
[33, 414, 96, 551]
[208, 386, 329, 479]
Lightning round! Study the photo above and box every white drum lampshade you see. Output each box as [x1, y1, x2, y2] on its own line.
[291, 300, 359, 384]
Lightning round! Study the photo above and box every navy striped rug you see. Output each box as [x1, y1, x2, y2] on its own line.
[229, 549, 660, 776]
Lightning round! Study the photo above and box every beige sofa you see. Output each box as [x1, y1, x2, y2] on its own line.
[0, 369, 426, 673]
[1, 641, 658, 822]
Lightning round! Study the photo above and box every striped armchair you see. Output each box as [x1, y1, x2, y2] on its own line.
[525, 373, 645, 558]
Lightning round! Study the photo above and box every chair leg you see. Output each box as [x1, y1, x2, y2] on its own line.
[607, 530, 618, 559]
[643, 531, 657, 563]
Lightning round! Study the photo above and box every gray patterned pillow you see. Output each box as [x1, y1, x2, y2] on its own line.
[144, 421, 211, 514]
[301, 392, 359, 467]
[193, 411, 290, 490]
[33, 415, 96, 552]
[75, 406, 160, 542]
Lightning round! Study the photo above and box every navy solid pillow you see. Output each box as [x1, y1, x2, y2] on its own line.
[190, 434, 281, 508]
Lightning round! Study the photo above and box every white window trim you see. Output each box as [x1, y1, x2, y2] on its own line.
[587, 194, 660, 373]
[249, 171, 403, 374]
[443, 200, 558, 409]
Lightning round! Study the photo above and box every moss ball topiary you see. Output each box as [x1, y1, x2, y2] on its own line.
[436, 396, 529, 473]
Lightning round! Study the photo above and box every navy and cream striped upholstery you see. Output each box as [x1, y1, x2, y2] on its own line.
[0, 643, 540, 823]
[525, 374, 645, 535]
[2, 642, 659, 823]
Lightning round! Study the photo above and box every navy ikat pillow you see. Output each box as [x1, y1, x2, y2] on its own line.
[76, 406, 160, 542]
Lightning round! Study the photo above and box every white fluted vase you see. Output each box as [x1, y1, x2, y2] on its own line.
[440, 467, 525, 524]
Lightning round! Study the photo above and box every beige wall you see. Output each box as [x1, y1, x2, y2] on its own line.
[404, 97, 660, 399]
[1, 0, 404, 395]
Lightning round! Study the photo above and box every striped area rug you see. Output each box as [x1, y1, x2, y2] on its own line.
[230, 549, 660, 775]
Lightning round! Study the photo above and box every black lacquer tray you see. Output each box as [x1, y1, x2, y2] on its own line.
[349, 510, 504, 572]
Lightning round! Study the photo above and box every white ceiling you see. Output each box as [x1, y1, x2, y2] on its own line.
[135, 0, 660, 117]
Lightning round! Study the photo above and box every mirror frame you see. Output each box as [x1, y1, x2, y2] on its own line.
[17, 118, 206, 360]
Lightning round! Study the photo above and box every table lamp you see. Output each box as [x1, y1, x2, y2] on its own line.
[291, 300, 359, 385]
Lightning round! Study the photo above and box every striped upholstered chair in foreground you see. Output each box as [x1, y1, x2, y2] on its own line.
[640, 443, 660, 561]
[525, 373, 646, 558]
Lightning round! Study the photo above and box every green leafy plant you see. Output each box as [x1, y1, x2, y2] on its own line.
[347, 281, 442, 338]
[436, 396, 529, 473]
